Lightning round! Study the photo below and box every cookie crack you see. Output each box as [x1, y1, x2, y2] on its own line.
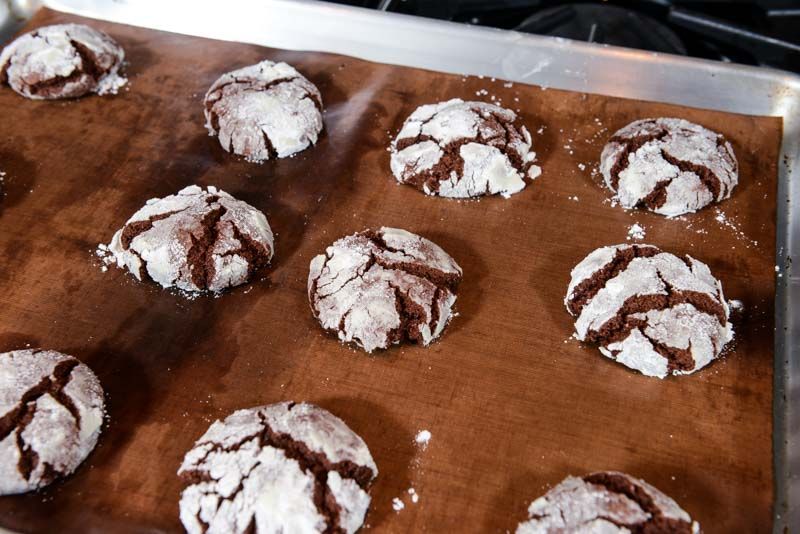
[120, 209, 186, 249]
[186, 206, 227, 289]
[608, 127, 669, 190]
[586, 272, 725, 371]
[24, 38, 104, 97]
[260, 130, 278, 160]
[362, 231, 460, 292]
[313, 256, 375, 303]
[566, 245, 661, 316]
[183, 409, 373, 534]
[69, 39, 103, 83]
[219, 223, 273, 280]
[256, 411, 373, 534]
[583, 473, 694, 533]
[395, 105, 530, 194]
[385, 282, 429, 345]
[661, 148, 723, 200]
[636, 178, 672, 210]
[127, 248, 153, 283]
[206, 76, 300, 134]
[0, 358, 81, 482]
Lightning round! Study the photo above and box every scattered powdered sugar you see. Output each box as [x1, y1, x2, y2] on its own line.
[415, 430, 432, 448]
[94, 243, 116, 273]
[728, 299, 744, 312]
[96, 71, 128, 95]
[627, 223, 646, 241]
[392, 498, 405, 512]
[714, 209, 758, 247]
[577, 163, 586, 171]
[392, 488, 420, 513]
[568, 196, 579, 202]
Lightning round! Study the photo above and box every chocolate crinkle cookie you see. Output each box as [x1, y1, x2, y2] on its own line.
[390, 99, 541, 199]
[204, 60, 323, 162]
[565, 244, 732, 379]
[177, 402, 377, 534]
[516, 471, 700, 534]
[0, 349, 105, 495]
[600, 118, 738, 217]
[308, 227, 463, 353]
[0, 23, 126, 100]
[108, 185, 274, 294]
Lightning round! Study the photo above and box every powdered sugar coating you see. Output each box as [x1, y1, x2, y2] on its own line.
[0, 23, 126, 100]
[108, 185, 274, 294]
[204, 60, 323, 162]
[565, 244, 732, 378]
[0, 349, 104, 495]
[390, 99, 540, 198]
[600, 118, 737, 217]
[308, 227, 463, 353]
[516, 472, 699, 533]
[177, 402, 377, 534]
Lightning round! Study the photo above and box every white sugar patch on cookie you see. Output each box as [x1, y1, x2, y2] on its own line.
[308, 227, 462, 353]
[565, 244, 732, 378]
[390, 99, 539, 199]
[106, 185, 274, 294]
[0, 349, 105, 495]
[600, 118, 737, 217]
[177, 402, 377, 534]
[516, 472, 699, 533]
[204, 60, 323, 162]
[0, 23, 126, 100]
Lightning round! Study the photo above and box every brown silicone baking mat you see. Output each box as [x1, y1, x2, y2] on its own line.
[0, 8, 781, 534]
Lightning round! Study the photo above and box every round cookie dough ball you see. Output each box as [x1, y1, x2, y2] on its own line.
[0, 349, 105, 495]
[177, 402, 377, 534]
[308, 227, 463, 353]
[390, 99, 541, 198]
[565, 244, 732, 378]
[0, 23, 126, 100]
[600, 117, 738, 217]
[516, 471, 700, 533]
[108, 185, 274, 294]
[204, 60, 323, 162]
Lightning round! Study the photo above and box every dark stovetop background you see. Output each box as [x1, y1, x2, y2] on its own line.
[324, 0, 800, 73]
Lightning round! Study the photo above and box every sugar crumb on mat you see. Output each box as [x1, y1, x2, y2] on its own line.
[392, 497, 405, 512]
[626, 223, 646, 241]
[415, 429, 432, 448]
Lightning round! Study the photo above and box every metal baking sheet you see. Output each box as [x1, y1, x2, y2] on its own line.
[9, 0, 800, 530]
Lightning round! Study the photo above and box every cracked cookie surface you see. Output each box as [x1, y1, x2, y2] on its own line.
[565, 244, 732, 379]
[204, 60, 323, 162]
[390, 99, 541, 198]
[177, 402, 377, 534]
[600, 117, 738, 217]
[516, 471, 700, 534]
[0, 349, 104, 495]
[108, 185, 274, 294]
[308, 227, 463, 353]
[0, 23, 126, 100]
